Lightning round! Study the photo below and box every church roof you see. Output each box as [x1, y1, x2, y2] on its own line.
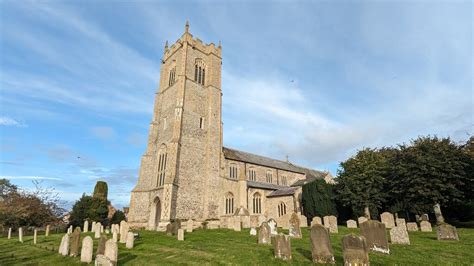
[223, 147, 329, 185]
[247, 180, 288, 190]
[267, 187, 298, 197]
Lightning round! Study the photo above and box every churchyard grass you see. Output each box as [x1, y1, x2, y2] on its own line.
[1, 226, 473, 265]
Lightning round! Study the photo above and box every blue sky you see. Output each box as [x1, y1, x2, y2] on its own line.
[1, 1, 472, 210]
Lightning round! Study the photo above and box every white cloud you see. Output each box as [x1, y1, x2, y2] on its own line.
[0, 117, 26, 127]
[90, 126, 117, 141]
[1, 176, 62, 181]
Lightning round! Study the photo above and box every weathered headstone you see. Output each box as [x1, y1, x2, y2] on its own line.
[289, 213, 302, 238]
[436, 224, 459, 241]
[120, 221, 129, 243]
[310, 224, 335, 264]
[258, 222, 271, 244]
[268, 219, 278, 235]
[347, 219, 357, 228]
[33, 229, 37, 244]
[70, 227, 82, 257]
[105, 229, 110, 234]
[273, 234, 291, 260]
[8, 228, 11, 239]
[45, 225, 50, 237]
[96, 235, 107, 256]
[80, 236, 93, 263]
[84, 220, 89, 233]
[126, 232, 135, 248]
[342, 234, 369, 266]
[165, 220, 181, 236]
[311, 216, 322, 226]
[95, 226, 101, 239]
[18, 227, 23, 243]
[323, 215, 338, 233]
[186, 219, 193, 233]
[395, 218, 406, 230]
[59, 234, 70, 256]
[91, 221, 96, 233]
[420, 221, 432, 232]
[360, 220, 390, 254]
[68, 225, 73, 234]
[380, 212, 395, 229]
[104, 239, 118, 265]
[233, 218, 241, 232]
[95, 222, 102, 234]
[112, 232, 118, 242]
[406, 222, 418, 232]
[358, 216, 368, 225]
[250, 228, 257, 235]
[177, 229, 184, 241]
[421, 214, 429, 222]
[390, 226, 410, 245]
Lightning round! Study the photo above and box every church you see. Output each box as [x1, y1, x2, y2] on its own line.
[128, 23, 334, 229]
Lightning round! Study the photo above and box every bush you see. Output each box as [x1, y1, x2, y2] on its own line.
[301, 179, 337, 221]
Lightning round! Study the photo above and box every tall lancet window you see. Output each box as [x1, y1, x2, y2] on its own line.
[157, 145, 168, 187]
[194, 59, 206, 85]
[253, 192, 262, 214]
[169, 67, 176, 86]
[225, 192, 234, 214]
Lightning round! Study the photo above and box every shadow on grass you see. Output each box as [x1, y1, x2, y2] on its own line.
[119, 253, 138, 264]
[296, 248, 312, 261]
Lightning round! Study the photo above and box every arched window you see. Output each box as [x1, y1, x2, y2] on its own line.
[266, 171, 273, 183]
[194, 59, 205, 85]
[168, 67, 176, 86]
[157, 145, 167, 187]
[225, 192, 234, 214]
[278, 202, 287, 217]
[252, 193, 262, 214]
[229, 165, 238, 179]
[248, 168, 256, 181]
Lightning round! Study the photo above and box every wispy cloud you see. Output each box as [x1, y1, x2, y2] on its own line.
[0, 117, 27, 127]
[90, 126, 117, 141]
[1, 176, 62, 181]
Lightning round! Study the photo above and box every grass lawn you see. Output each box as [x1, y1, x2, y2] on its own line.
[1, 226, 473, 265]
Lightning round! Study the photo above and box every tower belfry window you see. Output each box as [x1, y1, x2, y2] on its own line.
[169, 67, 176, 86]
[194, 59, 205, 86]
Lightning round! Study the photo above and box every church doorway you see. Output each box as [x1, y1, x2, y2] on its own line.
[151, 197, 161, 229]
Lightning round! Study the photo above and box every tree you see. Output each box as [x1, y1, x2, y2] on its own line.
[0, 178, 17, 199]
[93, 181, 108, 200]
[110, 210, 126, 224]
[390, 136, 467, 223]
[301, 179, 337, 221]
[68, 194, 109, 228]
[336, 148, 390, 218]
[0, 180, 64, 228]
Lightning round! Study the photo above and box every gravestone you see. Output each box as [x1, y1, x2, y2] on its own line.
[273, 234, 291, 260]
[96, 235, 107, 255]
[67, 225, 73, 234]
[45, 225, 50, 237]
[105, 229, 110, 234]
[323, 215, 338, 233]
[234, 206, 251, 228]
[289, 213, 302, 238]
[91, 222, 96, 232]
[390, 226, 410, 245]
[358, 217, 368, 225]
[165, 220, 181, 236]
[18, 227, 23, 243]
[311, 216, 322, 226]
[58, 234, 70, 256]
[347, 220, 357, 228]
[233, 218, 241, 232]
[268, 219, 278, 235]
[177, 229, 184, 241]
[84, 220, 89, 233]
[342, 234, 369, 266]
[436, 224, 459, 241]
[8, 228, 11, 239]
[95, 226, 101, 239]
[95, 222, 102, 234]
[250, 228, 257, 236]
[258, 222, 271, 244]
[126, 232, 135, 248]
[80, 236, 93, 263]
[396, 218, 406, 230]
[120, 220, 129, 243]
[380, 212, 395, 229]
[360, 220, 390, 254]
[421, 214, 429, 221]
[33, 229, 37, 244]
[104, 239, 118, 265]
[112, 232, 118, 242]
[70, 227, 82, 257]
[186, 219, 193, 233]
[310, 224, 335, 264]
[406, 222, 418, 232]
[420, 221, 432, 232]
[100, 225, 104, 233]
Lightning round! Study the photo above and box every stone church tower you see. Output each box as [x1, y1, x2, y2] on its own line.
[128, 22, 223, 229]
